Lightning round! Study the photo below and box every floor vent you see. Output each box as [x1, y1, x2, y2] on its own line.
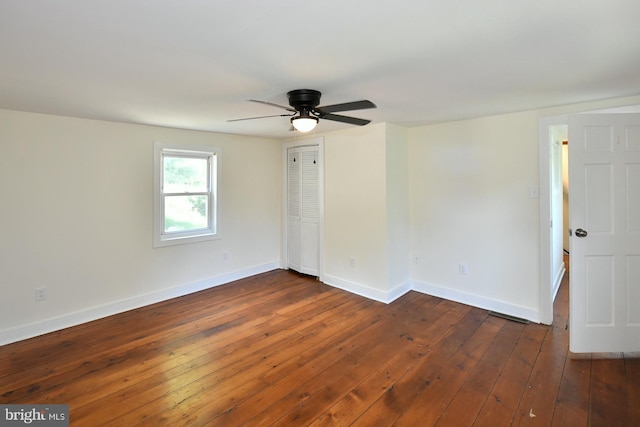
[489, 311, 530, 324]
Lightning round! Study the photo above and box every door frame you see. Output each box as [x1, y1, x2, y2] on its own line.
[539, 114, 568, 325]
[282, 136, 325, 280]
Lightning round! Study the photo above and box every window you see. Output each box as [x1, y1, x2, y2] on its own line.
[153, 142, 221, 247]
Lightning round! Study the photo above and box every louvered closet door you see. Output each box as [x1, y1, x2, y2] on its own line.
[287, 148, 302, 272]
[287, 146, 319, 276]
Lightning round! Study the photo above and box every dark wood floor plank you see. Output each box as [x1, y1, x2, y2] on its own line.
[148, 294, 422, 426]
[511, 325, 567, 426]
[278, 298, 465, 427]
[0, 271, 316, 388]
[348, 307, 486, 426]
[71, 289, 376, 425]
[472, 321, 548, 427]
[589, 353, 628, 427]
[1, 273, 333, 406]
[552, 354, 591, 427]
[305, 299, 453, 427]
[210, 293, 437, 427]
[1, 265, 639, 426]
[624, 352, 640, 424]
[241, 295, 438, 426]
[512, 271, 572, 427]
[392, 312, 504, 426]
[434, 318, 525, 427]
[9, 274, 328, 414]
[549, 262, 592, 427]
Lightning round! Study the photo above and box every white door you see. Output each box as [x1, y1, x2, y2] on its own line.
[287, 145, 319, 276]
[287, 147, 302, 272]
[569, 113, 640, 352]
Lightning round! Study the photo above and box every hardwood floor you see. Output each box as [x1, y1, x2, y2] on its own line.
[1, 266, 639, 426]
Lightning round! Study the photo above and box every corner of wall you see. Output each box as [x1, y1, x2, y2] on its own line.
[322, 274, 412, 304]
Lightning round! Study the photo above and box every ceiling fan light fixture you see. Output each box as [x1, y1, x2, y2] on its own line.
[291, 116, 318, 132]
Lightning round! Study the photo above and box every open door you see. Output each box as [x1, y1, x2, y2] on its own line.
[569, 113, 640, 352]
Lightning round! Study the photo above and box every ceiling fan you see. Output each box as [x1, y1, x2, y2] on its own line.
[228, 89, 376, 132]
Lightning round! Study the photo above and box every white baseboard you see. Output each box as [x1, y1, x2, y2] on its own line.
[387, 280, 413, 303]
[552, 263, 566, 303]
[321, 274, 412, 304]
[0, 262, 279, 346]
[321, 274, 539, 322]
[2, 265, 543, 346]
[411, 279, 541, 323]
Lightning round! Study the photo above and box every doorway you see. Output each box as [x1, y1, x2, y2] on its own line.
[539, 116, 568, 325]
[540, 107, 640, 352]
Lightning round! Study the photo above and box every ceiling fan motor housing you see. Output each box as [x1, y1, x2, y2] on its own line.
[287, 89, 321, 115]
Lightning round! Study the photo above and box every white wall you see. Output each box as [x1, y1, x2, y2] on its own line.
[408, 94, 640, 322]
[0, 109, 282, 345]
[409, 112, 542, 320]
[384, 124, 411, 297]
[322, 124, 390, 299]
[319, 123, 411, 302]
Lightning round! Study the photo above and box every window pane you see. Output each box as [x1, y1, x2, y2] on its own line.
[164, 195, 209, 232]
[163, 156, 209, 193]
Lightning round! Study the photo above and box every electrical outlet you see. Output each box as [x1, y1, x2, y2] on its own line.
[414, 256, 420, 264]
[35, 287, 47, 301]
[458, 263, 469, 275]
[222, 251, 229, 261]
[349, 257, 356, 268]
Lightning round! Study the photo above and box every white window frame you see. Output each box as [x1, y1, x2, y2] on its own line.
[153, 141, 221, 248]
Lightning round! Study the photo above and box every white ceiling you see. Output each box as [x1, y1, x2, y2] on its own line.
[1, 1, 639, 139]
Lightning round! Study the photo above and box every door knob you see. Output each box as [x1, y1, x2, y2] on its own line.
[575, 228, 588, 238]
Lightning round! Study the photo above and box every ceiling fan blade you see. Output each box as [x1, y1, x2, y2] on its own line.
[321, 113, 371, 126]
[316, 100, 376, 114]
[249, 99, 297, 112]
[227, 113, 294, 122]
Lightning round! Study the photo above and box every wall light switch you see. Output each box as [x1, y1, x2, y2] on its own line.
[529, 186, 540, 199]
